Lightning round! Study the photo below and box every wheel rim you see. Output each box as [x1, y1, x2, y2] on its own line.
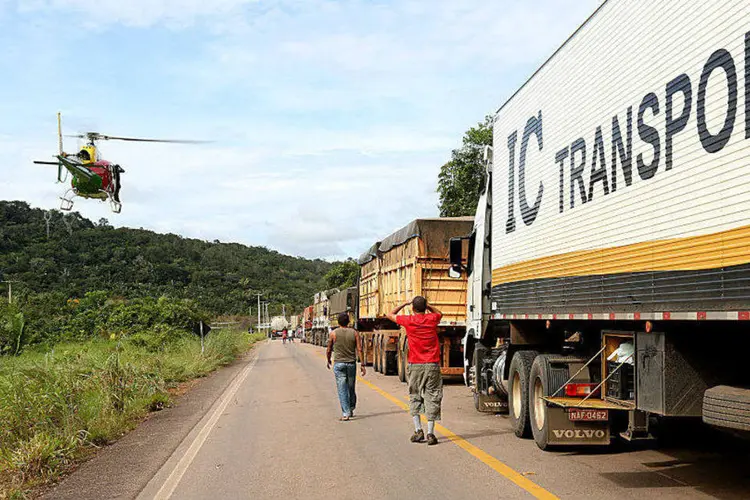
[533, 377, 545, 431]
[512, 372, 522, 418]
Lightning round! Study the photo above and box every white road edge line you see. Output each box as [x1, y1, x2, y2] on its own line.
[150, 352, 260, 500]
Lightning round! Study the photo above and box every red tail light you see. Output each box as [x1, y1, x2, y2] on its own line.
[565, 383, 599, 397]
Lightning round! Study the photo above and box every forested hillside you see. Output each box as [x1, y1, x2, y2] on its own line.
[0, 201, 332, 316]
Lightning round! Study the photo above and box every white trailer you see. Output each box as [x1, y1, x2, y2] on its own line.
[450, 0, 750, 449]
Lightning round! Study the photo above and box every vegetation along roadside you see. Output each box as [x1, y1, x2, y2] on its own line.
[0, 295, 265, 498]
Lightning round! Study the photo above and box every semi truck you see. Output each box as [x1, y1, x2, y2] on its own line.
[311, 289, 338, 346]
[302, 306, 314, 343]
[449, 0, 750, 449]
[357, 218, 473, 380]
[328, 286, 358, 331]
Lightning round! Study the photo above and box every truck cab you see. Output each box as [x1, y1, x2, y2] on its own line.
[450, 146, 509, 412]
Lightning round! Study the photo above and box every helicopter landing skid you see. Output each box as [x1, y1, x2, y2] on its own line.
[59, 190, 75, 211]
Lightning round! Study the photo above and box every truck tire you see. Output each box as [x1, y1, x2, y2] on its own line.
[508, 350, 538, 438]
[380, 339, 387, 374]
[703, 386, 750, 432]
[529, 355, 552, 450]
[398, 341, 406, 382]
[385, 351, 397, 375]
[373, 338, 381, 373]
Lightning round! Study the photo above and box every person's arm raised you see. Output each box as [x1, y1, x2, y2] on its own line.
[385, 301, 410, 324]
[425, 302, 443, 319]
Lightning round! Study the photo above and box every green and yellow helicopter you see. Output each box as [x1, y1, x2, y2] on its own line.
[34, 113, 205, 213]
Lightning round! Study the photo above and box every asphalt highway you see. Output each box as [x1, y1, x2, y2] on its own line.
[48, 340, 750, 499]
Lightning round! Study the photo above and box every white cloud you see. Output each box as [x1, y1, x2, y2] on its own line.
[2, 0, 603, 260]
[16, 0, 258, 28]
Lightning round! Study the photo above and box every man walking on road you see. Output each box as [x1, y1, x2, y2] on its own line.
[327, 313, 366, 421]
[387, 296, 443, 446]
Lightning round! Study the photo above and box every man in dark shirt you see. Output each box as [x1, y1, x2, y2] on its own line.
[326, 313, 366, 421]
[386, 296, 443, 445]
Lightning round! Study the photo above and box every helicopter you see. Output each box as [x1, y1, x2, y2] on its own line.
[34, 113, 204, 213]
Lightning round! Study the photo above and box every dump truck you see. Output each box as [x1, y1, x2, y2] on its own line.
[357, 218, 472, 380]
[449, 0, 750, 450]
[328, 286, 358, 330]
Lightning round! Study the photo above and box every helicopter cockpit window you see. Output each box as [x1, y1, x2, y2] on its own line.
[78, 149, 91, 161]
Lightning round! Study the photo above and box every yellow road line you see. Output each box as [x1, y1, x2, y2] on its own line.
[313, 348, 558, 499]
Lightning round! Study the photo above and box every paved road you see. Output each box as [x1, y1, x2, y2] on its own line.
[130, 340, 750, 500]
[49, 339, 750, 499]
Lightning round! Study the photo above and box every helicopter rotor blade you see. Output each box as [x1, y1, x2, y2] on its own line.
[97, 134, 210, 144]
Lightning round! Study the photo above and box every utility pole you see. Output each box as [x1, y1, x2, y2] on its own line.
[263, 301, 270, 337]
[254, 292, 263, 332]
[1, 281, 19, 304]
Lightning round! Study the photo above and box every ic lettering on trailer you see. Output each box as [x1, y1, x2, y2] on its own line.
[506, 111, 544, 233]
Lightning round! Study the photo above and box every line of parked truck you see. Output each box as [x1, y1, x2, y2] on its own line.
[292, 0, 750, 451]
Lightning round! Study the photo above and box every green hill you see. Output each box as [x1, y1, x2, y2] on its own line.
[0, 200, 332, 317]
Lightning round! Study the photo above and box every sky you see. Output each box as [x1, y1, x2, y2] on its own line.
[0, 0, 601, 260]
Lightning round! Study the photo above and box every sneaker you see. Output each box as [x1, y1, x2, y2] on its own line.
[410, 429, 425, 443]
[426, 433, 438, 446]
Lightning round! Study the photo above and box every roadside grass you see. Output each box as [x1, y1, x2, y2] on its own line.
[0, 330, 265, 498]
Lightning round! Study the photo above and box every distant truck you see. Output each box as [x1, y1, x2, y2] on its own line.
[449, 0, 750, 450]
[302, 306, 314, 343]
[357, 218, 473, 380]
[311, 289, 337, 346]
[328, 286, 358, 331]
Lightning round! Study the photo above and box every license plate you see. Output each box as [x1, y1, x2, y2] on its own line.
[568, 409, 608, 421]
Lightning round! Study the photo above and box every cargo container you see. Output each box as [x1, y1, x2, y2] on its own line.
[357, 218, 473, 379]
[449, 0, 750, 449]
[328, 286, 358, 329]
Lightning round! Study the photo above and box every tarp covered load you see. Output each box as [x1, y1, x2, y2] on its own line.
[329, 286, 358, 315]
[357, 242, 381, 265]
[378, 217, 474, 257]
[271, 316, 288, 331]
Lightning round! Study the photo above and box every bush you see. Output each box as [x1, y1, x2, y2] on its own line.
[3, 292, 208, 354]
[0, 330, 263, 494]
[0, 304, 25, 356]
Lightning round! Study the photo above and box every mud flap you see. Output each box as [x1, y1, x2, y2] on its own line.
[475, 392, 508, 413]
[547, 406, 610, 445]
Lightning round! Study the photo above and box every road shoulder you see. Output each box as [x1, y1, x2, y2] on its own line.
[41, 345, 262, 500]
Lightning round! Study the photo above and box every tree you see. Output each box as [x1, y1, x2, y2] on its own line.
[437, 115, 493, 217]
[324, 259, 359, 289]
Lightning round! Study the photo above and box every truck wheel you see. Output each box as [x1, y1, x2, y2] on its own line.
[529, 355, 552, 450]
[385, 351, 397, 375]
[379, 340, 386, 373]
[397, 343, 406, 382]
[508, 350, 538, 438]
[377, 338, 384, 373]
[703, 386, 750, 432]
[373, 339, 380, 373]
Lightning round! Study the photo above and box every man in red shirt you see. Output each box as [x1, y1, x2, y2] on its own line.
[386, 296, 443, 445]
